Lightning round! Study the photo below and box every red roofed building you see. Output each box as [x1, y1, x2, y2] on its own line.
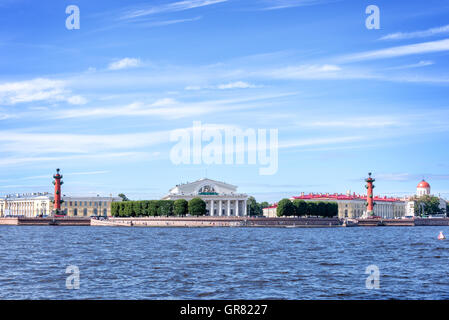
[289, 192, 405, 219]
[416, 180, 431, 197]
[405, 179, 447, 217]
[262, 191, 406, 218]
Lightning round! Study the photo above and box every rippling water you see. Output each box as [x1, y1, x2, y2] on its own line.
[1, 225, 449, 299]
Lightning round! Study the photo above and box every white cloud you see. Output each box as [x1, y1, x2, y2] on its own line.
[121, 0, 227, 19]
[150, 98, 177, 106]
[185, 81, 258, 90]
[53, 93, 294, 120]
[66, 95, 88, 105]
[341, 38, 449, 62]
[260, 0, 336, 10]
[108, 58, 142, 70]
[376, 173, 412, 181]
[386, 60, 434, 70]
[0, 152, 151, 167]
[301, 118, 399, 128]
[217, 81, 257, 89]
[185, 85, 203, 91]
[0, 78, 86, 105]
[141, 16, 202, 27]
[262, 64, 347, 80]
[380, 24, 449, 41]
[0, 130, 171, 155]
[279, 136, 364, 149]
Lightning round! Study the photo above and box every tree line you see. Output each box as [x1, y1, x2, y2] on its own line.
[111, 198, 207, 217]
[113, 194, 271, 217]
[247, 196, 270, 216]
[276, 199, 338, 217]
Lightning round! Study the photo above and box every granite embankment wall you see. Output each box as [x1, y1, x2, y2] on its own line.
[357, 218, 449, 227]
[414, 218, 449, 226]
[0, 217, 91, 226]
[0, 218, 19, 225]
[91, 217, 341, 228]
[357, 218, 415, 227]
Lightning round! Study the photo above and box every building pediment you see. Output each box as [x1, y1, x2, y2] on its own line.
[168, 178, 239, 196]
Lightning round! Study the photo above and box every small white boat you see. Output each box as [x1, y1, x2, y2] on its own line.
[438, 231, 445, 240]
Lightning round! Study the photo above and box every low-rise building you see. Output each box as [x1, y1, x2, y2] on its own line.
[262, 192, 406, 219]
[262, 204, 278, 218]
[293, 193, 405, 219]
[0, 193, 121, 217]
[404, 180, 447, 218]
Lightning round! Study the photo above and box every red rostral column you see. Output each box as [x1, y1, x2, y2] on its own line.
[52, 168, 64, 214]
[365, 172, 375, 216]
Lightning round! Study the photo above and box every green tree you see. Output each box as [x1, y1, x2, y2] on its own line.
[118, 193, 129, 201]
[133, 201, 142, 217]
[248, 196, 262, 216]
[415, 195, 443, 216]
[157, 200, 174, 216]
[277, 198, 295, 217]
[325, 202, 338, 217]
[307, 202, 318, 216]
[260, 202, 270, 209]
[148, 200, 159, 216]
[174, 199, 188, 216]
[316, 202, 327, 217]
[124, 202, 134, 217]
[293, 199, 307, 217]
[141, 201, 150, 217]
[118, 202, 126, 217]
[111, 202, 119, 217]
[188, 198, 206, 216]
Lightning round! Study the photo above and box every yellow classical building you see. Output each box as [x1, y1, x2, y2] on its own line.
[0, 193, 121, 217]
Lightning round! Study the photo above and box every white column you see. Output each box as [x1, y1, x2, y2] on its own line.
[227, 200, 231, 216]
[210, 199, 214, 216]
[235, 200, 239, 216]
[244, 199, 247, 216]
[219, 200, 222, 216]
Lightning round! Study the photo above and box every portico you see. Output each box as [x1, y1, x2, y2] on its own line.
[162, 178, 248, 216]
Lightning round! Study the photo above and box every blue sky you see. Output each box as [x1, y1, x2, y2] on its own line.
[1, 0, 449, 202]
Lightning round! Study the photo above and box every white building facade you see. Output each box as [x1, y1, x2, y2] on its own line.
[162, 178, 248, 216]
[0, 193, 52, 217]
[0, 193, 121, 217]
[405, 180, 447, 217]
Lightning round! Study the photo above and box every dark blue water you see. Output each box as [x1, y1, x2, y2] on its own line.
[1, 226, 449, 299]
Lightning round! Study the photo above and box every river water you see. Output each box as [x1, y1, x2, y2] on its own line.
[1, 226, 448, 299]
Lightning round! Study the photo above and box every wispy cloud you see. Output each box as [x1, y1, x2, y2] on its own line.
[0, 78, 86, 105]
[0, 171, 110, 183]
[53, 93, 292, 120]
[380, 24, 449, 41]
[140, 16, 201, 27]
[260, 0, 337, 10]
[377, 173, 449, 182]
[0, 130, 171, 155]
[185, 81, 258, 90]
[108, 58, 142, 70]
[279, 136, 364, 149]
[340, 38, 449, 62]
[0, 152, 152, 167]
[217, 81, 258, 89]
[121, 0, 228, 20]
[66, 170, 110, 176]
[386, 60, 434, 70]
[300, 117, 400, 128]
[259, 64, 356, 80]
